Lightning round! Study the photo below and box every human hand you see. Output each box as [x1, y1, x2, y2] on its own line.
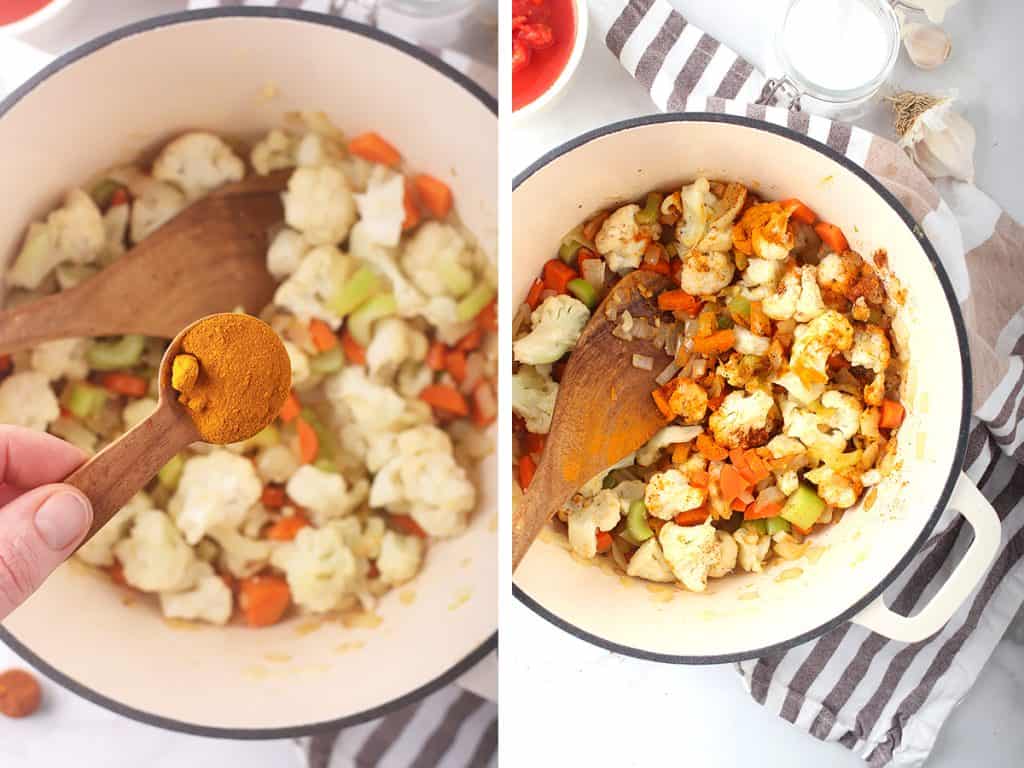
[0, 426, 93, 621]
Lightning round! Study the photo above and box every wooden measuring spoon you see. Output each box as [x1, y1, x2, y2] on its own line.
[511, 269, 675, 571]
[65, 314, 290, 548]
[0, 170, 290, 355]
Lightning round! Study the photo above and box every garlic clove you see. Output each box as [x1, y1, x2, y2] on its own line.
[902, 22, 952, 70]
[887, 91, 976, 183]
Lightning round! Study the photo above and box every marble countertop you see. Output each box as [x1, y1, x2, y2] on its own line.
[509, 1, 1023, 766]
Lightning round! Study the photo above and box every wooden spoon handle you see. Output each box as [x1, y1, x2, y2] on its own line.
[66, 404, 197, 547]
[0, 291, 102, 355]
[512, 460, 577, 572]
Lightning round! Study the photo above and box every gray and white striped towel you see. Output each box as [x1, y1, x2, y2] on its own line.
[593, 0, 1024, 766]
[184, 2, 498, 766]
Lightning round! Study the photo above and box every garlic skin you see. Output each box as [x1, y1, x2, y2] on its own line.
[903, 22, 951, 70]
[890, 92, 976, 183]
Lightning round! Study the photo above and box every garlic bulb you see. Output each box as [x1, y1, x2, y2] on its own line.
[903, 22, 951, 70]
[886, 91, 976, 183]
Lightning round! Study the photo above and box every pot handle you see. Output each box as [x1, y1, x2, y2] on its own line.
[851, 472, 1001, 643]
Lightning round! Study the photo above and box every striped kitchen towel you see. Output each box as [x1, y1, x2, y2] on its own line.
[592, 0, 1024, 766]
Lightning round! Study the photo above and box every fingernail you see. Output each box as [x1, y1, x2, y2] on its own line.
[34, 492, 91, 551]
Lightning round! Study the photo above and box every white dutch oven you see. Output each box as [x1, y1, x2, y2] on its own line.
[512, 114, 1000, 662]
[0, 9, 496, 735]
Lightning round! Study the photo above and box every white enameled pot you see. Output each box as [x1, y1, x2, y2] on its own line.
[512, 114, 1000, 662]
[0, 9, 496, 736]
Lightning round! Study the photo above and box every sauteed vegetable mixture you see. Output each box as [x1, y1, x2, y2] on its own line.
[513, 179, 906, 591]
[2, 113, 496, 625]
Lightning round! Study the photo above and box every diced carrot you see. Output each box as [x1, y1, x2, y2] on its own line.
[674, 509, 709, 526]
[880, 399, 905, 429]
[691, 329, 735, 356]
[419, 384, 470, 416]
[523, 431, 546, 456]
[0, 354, 10, 375]
[348, 132, 401, 167]
[729, 448, 755, 483]
[296, 418, 319, 463]
[745, 451, 772, 483]
[279, 391, 301, 423]
[519, 454, 536, 489]
[412, 174, 453, 219]
[640, 259, 671, 275]
[525, 278, 545, 309]
[341, 329, 366, 365]
[732, 497, 752, 512]
[475, 299, 497, 332]
[239, 575, 291, 628]
[265, 514, 310, 541]
[651, 388, 674, 421]
[782, 198, 817, 225]
[814, 221, 849, 253]
[595, 530, 613, 553]
[672, 443, 691, 465]
[696, 434, 728, 461]
[261, 485, 287, 508]
[719, 464, 750, 503]
[456, 327, 483, 352]
[308, 318, 338, 352]
[658, 290, 703, 315]
[582, 211, 610, 241]
[744, 501, 783, 521]
[471, 380, 497, 427]
[402, 180, 421, 231]
[392, 514, 428, 538]
[426, 341, 448, 371]
[648, 517, 667, 535]
[688, 469, 710, 489]
[670, 257, 683, 283]
[707, 394, 726, 411]
[110, 187, 130, 207]
[101, 372, 148, 398]
[542, 259, 578, 294]
[446, 350, 467, 382]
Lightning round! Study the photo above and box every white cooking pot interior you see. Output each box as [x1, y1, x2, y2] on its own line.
[513, 117, 967, 660]
[0, 12, 496, 733]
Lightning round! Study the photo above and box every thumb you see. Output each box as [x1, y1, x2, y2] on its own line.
[0, 484, 93, 621]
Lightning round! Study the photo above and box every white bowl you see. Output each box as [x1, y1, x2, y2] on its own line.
[513, 0, 588, 120]
[0, 8, 496, 736]
[512, 114, 1000, 662]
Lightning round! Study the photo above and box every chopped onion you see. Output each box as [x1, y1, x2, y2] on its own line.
[632, 354, 654, 371]
[460, 352, 485, 393]
[684, 318, 701, 336]
[632, 317, 654, 340]
[691, 358, 708, 378]
[582, 258, 606, 290]
[655, 361, 680, 386]
[473, 381, 496, 424]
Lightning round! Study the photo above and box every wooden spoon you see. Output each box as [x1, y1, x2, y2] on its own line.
[0, 170, 290, 355]
[512, 269, 675, 571]
[65, 314, 289, 549]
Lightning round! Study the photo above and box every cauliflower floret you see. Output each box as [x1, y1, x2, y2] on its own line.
[369, 425, 475, 537]
[283, 165, 357, 245]
[817, 250, 862, 294]
[820, 390, 863, 439]
[668, 378, 709, 424]
[396, 360, 433, 399]
[8, 190, 105, 289]
[636, 425, 703, 466]
[782, 392, 860, 458]
[644, 469, 706, 520]
[709, 530, 739, 578]
[763, 266, 823, 322]
[777, 470, 799, 496]
[114, 509, 196, 592]
[789, 310, 854, 384]
[256, 444, 301, 484]
[805, 465, 861, 508]
[353, 173, 405, 248]
[595, 204, 662, 273]
[376, 530, 424, 586]
[168, 450, 262, 545]
[366, 317, 428, 382]
[286, 464, 368, 527]
[401, 221, 477, 298]
[283, 340, 311, 388]
[513, 295, 590, 365]
[749, 206, 796, 261]
[273, 245, 347, 328]
[159, 561, 232, 625]
[152, 132, 244, 201]
[342, 516, 387, 560]
[717, 352, 767, 389]
[742, 257, 784, 288]
[0, 372, 59, 432]
[209, 527, 272, 578]
[625, 538, 676, 582]
[267, 227, 310, 280]
[675, 178, 715, 249]
[101, 202, 130, 262]
[772, 370, 825, 406]
[860, 406, 881, 439]
[795, 266, 826, 322]
[568, 489, 620, 558]
[732, 326, 770, 356]
[659, 520, 720, 591]
[325, 367, 430, 446]
[511, 366, 558, 434]
[766, 434, 806, 459]
[697, 182, 747, 252]
[270, 523, 360, 612]
[77, 493, 152, 567]
[733, 526, 771, 572]
[708, 389, 778, 449]
[847, 325, 891, 407]
[679, 249, 735, 296]
[130, 179, 186, 243]
[122, 397, 157, 431]
[295, 132, 344, 168]
[30, 337, 88, 381]
[250, 129, 298, 175]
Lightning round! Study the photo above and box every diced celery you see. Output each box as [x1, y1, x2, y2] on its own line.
[635, 192, 664, 225]
[90, 178, 127, 209]
[327, 264, 378, 318]
[65, 383, 108, 421]
[779, 483, 826, 530]
[743, 519, 768, 535]
[766, 516, 791, 536]
[438, 258, 474, 297]
[626, 500, 654, 543]
[7, 222, 57, 290]
[309, 346, 344, 375]
[314, 457, 339, 474]
[248, 425, 280, 450]
[158, 454, 185, 489]
[567, 278, 598, 309]
[300, 407, 337, 460]
[86, 335, 146, 371]
[347, 292, 397, 346]
[727, 295, 751, 318]
[559, 239, 582, 264]
[456, 282, 496, 322]
[717, 314, 734, 330]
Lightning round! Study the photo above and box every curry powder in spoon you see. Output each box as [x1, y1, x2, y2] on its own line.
[169, 313, 291, 444]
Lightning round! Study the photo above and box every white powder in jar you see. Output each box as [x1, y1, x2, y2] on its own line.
[782, 0, 893, 92]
